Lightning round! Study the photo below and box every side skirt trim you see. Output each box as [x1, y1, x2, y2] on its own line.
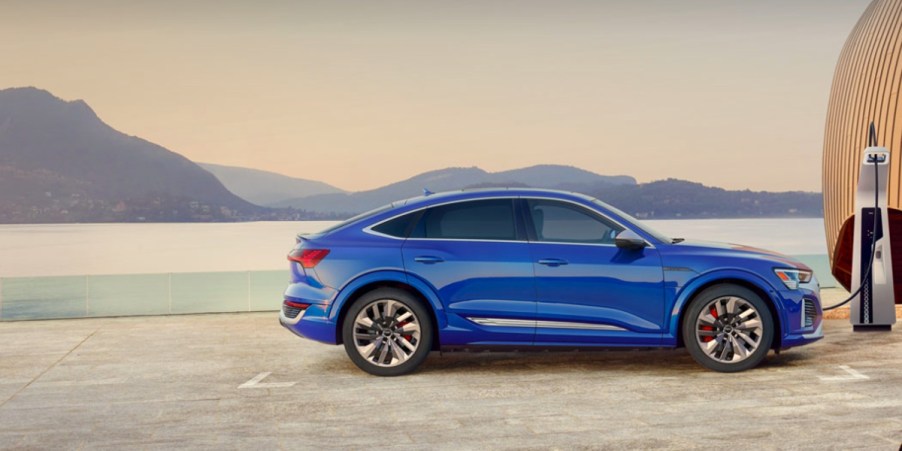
[467, 317, 627, 331]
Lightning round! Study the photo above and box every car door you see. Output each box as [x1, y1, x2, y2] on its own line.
[401, 198, 536, 345]
[524, 198, 665, 345]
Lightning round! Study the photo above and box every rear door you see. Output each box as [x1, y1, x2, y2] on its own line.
[401, 198, 536, 345]
[524, 198, 665, 345]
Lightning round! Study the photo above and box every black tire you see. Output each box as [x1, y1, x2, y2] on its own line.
[682, 284, 774, 372]
[342, 288, 433, 376]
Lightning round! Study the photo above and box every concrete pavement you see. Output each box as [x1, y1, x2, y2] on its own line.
[0, 312, 900, 450]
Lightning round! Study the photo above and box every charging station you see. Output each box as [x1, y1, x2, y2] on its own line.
[850, 146, 896, 331]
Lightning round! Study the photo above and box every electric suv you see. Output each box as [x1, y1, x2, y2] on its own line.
[280, 189, 823, 376]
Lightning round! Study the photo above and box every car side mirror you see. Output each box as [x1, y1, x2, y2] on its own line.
[615, 230, 647, 250]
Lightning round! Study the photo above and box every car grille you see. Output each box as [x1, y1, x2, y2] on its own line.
[803, 299, 817, 327]
[283, 304, 303, 319]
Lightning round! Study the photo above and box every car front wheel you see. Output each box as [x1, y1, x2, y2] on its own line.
[683, 284, 774, 372]
[342, 288, 433, 376]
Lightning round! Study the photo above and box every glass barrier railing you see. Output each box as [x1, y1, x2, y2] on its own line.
[0, 255, 839, 321]
[0, 270, 287, 321]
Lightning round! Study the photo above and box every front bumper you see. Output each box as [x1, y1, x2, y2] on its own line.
[778, 278, 824, 348]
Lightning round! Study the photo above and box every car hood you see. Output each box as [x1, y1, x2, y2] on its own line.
[672, 239, 811, 270]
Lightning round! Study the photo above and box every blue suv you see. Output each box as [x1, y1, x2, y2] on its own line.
[280, 189, 823, 376]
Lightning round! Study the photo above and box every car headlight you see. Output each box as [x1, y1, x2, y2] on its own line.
[774, 268, 813, 290]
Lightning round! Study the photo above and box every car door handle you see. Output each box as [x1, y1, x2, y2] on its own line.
[537, 258, 568, 267]
[414, 256, 444, 264]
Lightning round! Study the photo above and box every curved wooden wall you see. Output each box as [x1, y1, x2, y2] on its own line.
[823, 0, 902, 301]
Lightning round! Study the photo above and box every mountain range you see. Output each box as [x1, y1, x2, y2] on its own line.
[199, 162, 345, 206]
[267, 165, 636, 214]
[557, 178, 822, 219]
[0, 87, 823, 223]
[0, 87, 270, 222]
[200, 162, 821, 219]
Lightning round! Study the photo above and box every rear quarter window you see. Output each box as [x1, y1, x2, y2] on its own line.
[370, 212, 420, 238]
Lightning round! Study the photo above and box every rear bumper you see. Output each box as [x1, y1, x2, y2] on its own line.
[280, 281, 340, 345]
[279, 301, 339, 344]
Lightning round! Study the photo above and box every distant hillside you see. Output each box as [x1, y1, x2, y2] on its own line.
[0, 87, 266, 223]
[0, 87, 821, 223]
[272, 165, 636, 214]
[494, 165, 634, 187]
[565, 178, 823, 219]
[200, 162, 345, 206]
[270, 169, 821, 219]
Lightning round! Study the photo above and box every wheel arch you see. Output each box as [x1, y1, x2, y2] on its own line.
[672, 271, 784, 350]
[330, 270, 445, 349]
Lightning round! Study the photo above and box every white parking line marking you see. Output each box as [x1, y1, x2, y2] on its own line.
[818, 365, 870, 381]
[238, 372, 296, 389]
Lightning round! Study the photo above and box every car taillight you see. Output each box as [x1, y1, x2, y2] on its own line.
[288, 249, 330, 268]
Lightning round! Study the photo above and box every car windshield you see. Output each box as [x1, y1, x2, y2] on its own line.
[591, 198, 673, 244]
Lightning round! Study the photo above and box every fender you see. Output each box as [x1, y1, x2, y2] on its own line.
[326, 269, 448, 329]
[664, 268, 785, 344]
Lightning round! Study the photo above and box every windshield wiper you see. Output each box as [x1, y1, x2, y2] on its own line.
[671, 238, 685, 244]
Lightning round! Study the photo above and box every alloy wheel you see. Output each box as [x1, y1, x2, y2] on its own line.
[352, 299, 422, 367]
[694, 296, 764, 363]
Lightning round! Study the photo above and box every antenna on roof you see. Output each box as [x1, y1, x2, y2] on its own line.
[423, 188, 434, 196]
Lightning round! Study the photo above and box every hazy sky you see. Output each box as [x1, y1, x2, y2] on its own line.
[0, 0, 872, 192]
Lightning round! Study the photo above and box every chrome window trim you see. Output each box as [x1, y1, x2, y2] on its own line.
[362, 195, 655, 248]
[467, 317, 627, 331]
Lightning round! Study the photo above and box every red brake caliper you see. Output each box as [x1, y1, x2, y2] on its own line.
[397, 321, 413, 342]
[701, 306, 718, 342]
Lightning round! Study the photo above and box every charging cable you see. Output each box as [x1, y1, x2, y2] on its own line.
[823, 123, 880, 311]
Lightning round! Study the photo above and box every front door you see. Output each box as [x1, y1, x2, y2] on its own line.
[524, 198, 665, 345]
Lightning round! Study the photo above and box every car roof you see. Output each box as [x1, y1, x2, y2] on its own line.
[319, 187, 620, 239]
[389, 188, 595, 212]
[324, 187, 669, 246]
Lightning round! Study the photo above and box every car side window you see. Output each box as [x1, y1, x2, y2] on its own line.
[370, 211, 419, 238]
[527, 199, 623, 244]
[409, 199, 518, 241]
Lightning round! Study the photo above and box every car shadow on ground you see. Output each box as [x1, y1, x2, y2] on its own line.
[315, 345, 819, 377]
[420, 349, 698, 375]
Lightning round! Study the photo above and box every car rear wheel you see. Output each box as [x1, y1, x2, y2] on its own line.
[683, 285, 774, 372]
[342, 288, 433, 376]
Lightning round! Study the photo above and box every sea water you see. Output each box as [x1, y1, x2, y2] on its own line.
[0, 219, 834, 320]
[0, 218, 828, 277]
